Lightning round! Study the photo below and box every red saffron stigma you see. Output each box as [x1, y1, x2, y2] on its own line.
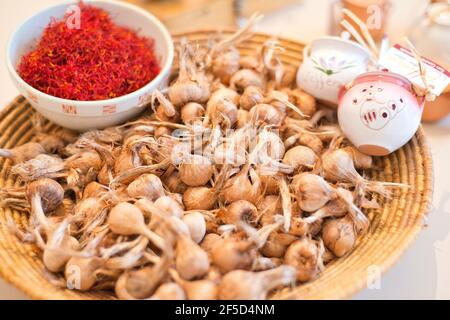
[18, 2, 160, 101]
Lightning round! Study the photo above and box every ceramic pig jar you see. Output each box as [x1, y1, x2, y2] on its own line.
[337, 72, 424, 156]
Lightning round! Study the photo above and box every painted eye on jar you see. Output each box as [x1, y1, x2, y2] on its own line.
[379, 107, 390, 119]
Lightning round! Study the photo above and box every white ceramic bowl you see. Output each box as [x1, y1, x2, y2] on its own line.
[6, 0, 174, 131]
[296, 36, 370, 106]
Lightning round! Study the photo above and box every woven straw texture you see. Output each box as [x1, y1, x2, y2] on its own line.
[0, 31, 434, 300]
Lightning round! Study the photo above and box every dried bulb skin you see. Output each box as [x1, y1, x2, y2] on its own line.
[218, 200, 259, 226]
[170, 192, 184, 206]
[207, 266, 222, 284]
[214, 100, 239, 127]
[80, 126, 123, 145]
[213, 140, 246, 166]
[207, 87, 240, 108]
[287, 89, 317, 118]
[163, 171, 188, 194]
[260, 232, 297, 258]
[258, 195, 282, 226]
[154, 126, 172, 138]
[182, 212, 206, 243]
[43, 234, 80, 272]
[200, 233, 222, 254]
[150, 282, 186, 300]
[26, 178, 64, 213]
[218, 265, 296, 300]
[297, 133, 323, 154]
[278, 66, 296, 88]
[37, 134, 66, 154]
[252, 255, 282, 271]
[74, 197, 105, 220]
[288, 217, 309, 237]
[322, 148, 360, 183]
[240, 86, 264, 110]
[170, 269, 218, 300]
[154, 196, 184, 218]
[65, 151, 103, 173]
[239, 55, 260, 70]
[211, 238, 255, 273]
[151, 91, 179, 122]
[167, 216, 191, 237]
[11, 154, 64, 181]
[126, 173, 164, 201]
[0, 142, 46, 164]
[322, 216, 357, 257]
[83, 181, 106, 199]
[65, 256, 103, 291]
[236, 109, 249, 129]
[108, 202, 145, 236]
[323, 248, 336, 264]
[220, 165, 261, 205]
[283, 145, 317, 171]
[212, 48, 240, 84]
[183, 186, 217, 210]
[124, 268, 160, 299]
[181, 102, 205, 124]
[185, 280, 219, 300]
[179, 155, 214, 187]
[230, 69, 264, 93]
[113, 148, 136, 175]
[257, 130, 286, 159]
[168, 78, 210, 106]
[322, 149, 392, 197]
[284, 238, 323, 282]
[302, 198, 347, 224]
[249, 104, 284, 126]
[264, 90, 290, 115]
[176, 236, 210, 280]
[120, 235, 173, 299]
[259, 173, 281, 195]
[342, 146, 373, 170]
[169, 43, 210, 106]
[332, 188, 369, 233]
[308, 218, 323, 236]
[292, 173, 334, 212]
[205, 88, 239, 127]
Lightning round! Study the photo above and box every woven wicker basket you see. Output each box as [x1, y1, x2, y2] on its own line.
[0, 31, 434, 300]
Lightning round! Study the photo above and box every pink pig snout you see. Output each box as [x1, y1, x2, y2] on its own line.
[361, 106, 391, 130]
[362, 109, 377, 124]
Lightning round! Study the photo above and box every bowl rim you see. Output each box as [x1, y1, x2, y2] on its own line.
[308, 35, 371, 60]
[5, 0, 174, 107]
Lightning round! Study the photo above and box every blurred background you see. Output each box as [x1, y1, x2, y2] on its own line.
[0, 0, 449, 299]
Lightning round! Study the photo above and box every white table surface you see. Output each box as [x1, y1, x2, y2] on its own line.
[1, 0, 449, 300]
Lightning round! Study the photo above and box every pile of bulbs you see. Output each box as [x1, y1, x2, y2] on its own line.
[0, 23, 399, 300]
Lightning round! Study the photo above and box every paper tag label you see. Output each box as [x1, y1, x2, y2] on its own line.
[378, 44, 450, 96]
